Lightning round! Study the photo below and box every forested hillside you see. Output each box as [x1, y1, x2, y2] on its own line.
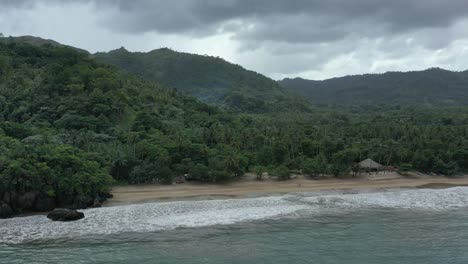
[1, 39, 468, 218]
[94, 47, 310, 113]
[279, 68, 468, 106]
[0, 35, 89, 54]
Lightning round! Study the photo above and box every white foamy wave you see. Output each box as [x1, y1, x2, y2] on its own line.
[301, 187, 468, 210]
[2, 187, 468, 244]
[0, 196, 307, 244]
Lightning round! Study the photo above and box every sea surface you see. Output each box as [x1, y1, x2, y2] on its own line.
[2, 187, 468, 263]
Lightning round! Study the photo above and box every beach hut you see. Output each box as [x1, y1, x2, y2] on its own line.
[358, 158, 383, 170]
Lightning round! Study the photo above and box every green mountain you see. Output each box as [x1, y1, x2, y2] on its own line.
[279, 68, 468, 106]
[0, 35, 89, 54]
[93, 47, 310, 113]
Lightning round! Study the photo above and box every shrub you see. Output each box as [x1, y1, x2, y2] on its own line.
[398, 163, 413, 172]
[129, 162, 174, 184]
[210, 170, 231, 182]
[189, 164, 210, 181]
[272, 165, 291, 180]
[253, 166, 265, 180]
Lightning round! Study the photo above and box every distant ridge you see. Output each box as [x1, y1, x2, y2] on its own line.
[279, 68, 468, 106]
[0, 35, 89, 54]
[8, 35, 468, 108]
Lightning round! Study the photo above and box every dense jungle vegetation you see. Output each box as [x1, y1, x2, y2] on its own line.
[0, 38, 467, 216]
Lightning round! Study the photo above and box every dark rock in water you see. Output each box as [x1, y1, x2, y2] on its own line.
[35, 194, 56, 212]
[47, 208, 84, 221]
[0, 202, 13, 218]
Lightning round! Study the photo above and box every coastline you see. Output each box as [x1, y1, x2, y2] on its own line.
[104, 173, 468, 207]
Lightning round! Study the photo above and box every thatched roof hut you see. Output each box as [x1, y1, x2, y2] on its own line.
[358, 158, 383, 170]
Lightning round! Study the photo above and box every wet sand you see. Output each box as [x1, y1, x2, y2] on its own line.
[104, 174, 468, 207]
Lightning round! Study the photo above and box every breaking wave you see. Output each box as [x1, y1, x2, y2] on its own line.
[2, 187, 468, 244]
[299, 187, 468, 210]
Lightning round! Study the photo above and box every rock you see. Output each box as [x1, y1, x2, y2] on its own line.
[22, 192, 38, 207]
[13, 192, 38, 212]
[34, 194, 56, 212]
[0, 202, 13, 218]
[47, 208, 84, 221]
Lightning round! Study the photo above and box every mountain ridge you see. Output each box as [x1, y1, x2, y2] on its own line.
[93, 46, 311, 113]
[0, 35, 89, 54]
[279, 67, 468, 106]
[2, 35, 311, 113]
[5, 35, 468, 108]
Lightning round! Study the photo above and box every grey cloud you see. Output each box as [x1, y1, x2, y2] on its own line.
[1, 0, 36, 8]
[0, 0, 84, 8]
[91, 1, 468, 41]
[3, 0, 468, 79]
[3, 0, 468, 47]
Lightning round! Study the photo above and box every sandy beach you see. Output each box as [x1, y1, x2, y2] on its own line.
[104, 173, 468, 206]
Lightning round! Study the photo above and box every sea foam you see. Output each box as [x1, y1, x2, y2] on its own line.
[0, 196, 307, 244]
[1, 187, 468, 244]
[301, 187, 468, 210]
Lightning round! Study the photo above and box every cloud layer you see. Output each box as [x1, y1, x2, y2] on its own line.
[2, 0, 468, 79]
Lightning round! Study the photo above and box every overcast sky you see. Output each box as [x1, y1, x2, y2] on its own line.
[2, 0, 468, 80]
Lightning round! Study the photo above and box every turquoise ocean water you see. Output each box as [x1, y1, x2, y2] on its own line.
[2, 187, 468, 264]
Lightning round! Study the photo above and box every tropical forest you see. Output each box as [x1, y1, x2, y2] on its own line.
[1, 36, 468, 217]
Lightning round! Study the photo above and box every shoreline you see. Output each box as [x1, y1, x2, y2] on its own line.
[104, 174, 468, 207]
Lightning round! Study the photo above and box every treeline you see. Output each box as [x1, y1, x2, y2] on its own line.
[1, 41, 468, 216]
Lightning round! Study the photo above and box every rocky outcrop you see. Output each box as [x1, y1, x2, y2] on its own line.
[0, 191, 111, 219]
[47, 208, 84, 221]
[0, 202, 13, 218]
[3, 191, 38, 213]
[15, 192, 38, 212]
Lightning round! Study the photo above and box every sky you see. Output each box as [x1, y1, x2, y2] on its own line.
[2, 0, 468, 80]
